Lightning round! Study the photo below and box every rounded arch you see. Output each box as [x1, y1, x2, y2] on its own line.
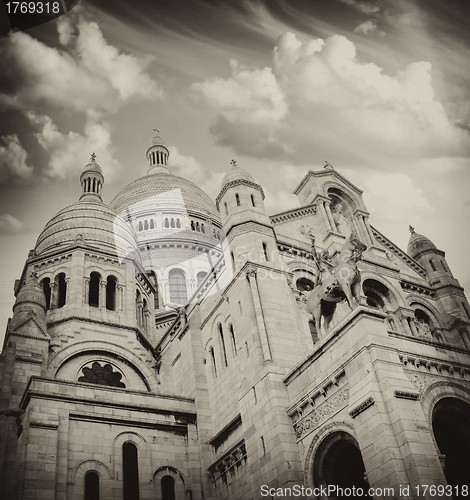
[168, 268, 188, 305]
[153, 466, 186, 500]
[359, 272, 406, 310]
[362, 277, 400, 311]
[405, 295, 444, 325]
[113, 431, 151, 481]
[323, 181, 365, 211]
[304, 421, 357, 490]
[71, 459, 112, 484]
[47, 340, 159, 392]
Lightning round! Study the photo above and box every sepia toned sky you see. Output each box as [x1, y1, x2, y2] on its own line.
[0, 0, 469, 340]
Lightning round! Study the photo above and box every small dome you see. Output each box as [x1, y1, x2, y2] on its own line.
[221, 161, 256, 187]
[35, 201, 140, 260]
[82, 159, 103, 175]
[407, 229, 437, 259]
[149, 132, 167, 149]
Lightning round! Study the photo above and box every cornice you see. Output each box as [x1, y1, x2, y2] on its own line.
[216, 179, 265, 209]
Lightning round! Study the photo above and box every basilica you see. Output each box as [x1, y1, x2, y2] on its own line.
[1, 132, 469, 500]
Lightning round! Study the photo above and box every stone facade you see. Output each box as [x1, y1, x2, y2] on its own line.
[1, 143, 470, 500]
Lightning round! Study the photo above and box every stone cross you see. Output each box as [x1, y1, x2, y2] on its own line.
[90, 152, 96, 162]
[409, 225, 415, 234]
[230, 159, 237, 167]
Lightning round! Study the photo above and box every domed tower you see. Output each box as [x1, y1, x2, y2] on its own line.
[216, 160, 277, 271]
[407, 226, 470, 326]
[110, 131, 227, 308]
[79, 153, 104, 202]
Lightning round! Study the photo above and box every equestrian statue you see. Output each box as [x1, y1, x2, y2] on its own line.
[305, 233, 367, 338]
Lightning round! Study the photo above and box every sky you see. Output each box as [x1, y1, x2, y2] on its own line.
[0, 0, 469, 340]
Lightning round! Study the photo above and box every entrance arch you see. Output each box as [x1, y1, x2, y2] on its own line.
[313, 431, 371, 499]
[432, 397, 470, 497]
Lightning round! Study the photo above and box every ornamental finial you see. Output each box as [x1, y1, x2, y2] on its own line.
[153, 127, 159, 133]
[230, 159, 237, 167]
[323, 160, 333, 169]
[90, 152, 96, 162]
[409, 225, 415, 234]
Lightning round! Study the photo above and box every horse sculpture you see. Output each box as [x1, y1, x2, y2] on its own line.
[306, 235, 367, 338]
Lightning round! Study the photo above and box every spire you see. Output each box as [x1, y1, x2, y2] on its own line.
[80, 153, 104, 202]
[147, 128, 170, 175]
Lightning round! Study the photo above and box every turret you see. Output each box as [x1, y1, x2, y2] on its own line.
[79, 153, 104, 202]
[216, 160, 276, 270]
[146, 129, 170, 175]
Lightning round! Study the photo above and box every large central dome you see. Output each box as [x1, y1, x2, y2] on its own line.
[109, 173, 220, 221]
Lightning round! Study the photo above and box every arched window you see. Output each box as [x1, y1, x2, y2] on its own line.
[201, 223, 205, 233]
[89, 272, 100, 308]
[138, 221, 143, 232]
[56, 273, 67, 308]
[123, 442, 139, 500]
[209, 346, 217, 377]
[106, 276, 117, 311]
[135, 290, 142, 324]
[164, 218, 169, 228]
[150, 219, 154, 229]
[191, 221, 195, 231]
[197, 272, 207, 287]
[170, 218, 175, 228]
[176, 218, 181, 228]
[218, 324, 228, 367]
[161, 475, 176, 500]
[429, 259, 436, 271]
[251, 194, 255, 207]
[84, 471, 100, 500]
[231, 252, 235, 271]
[230, 324, 237, 356]
[235, 193, 240, 206]
[142, 298, 148, 330]
[224, 202, 228, 216]
[296, 276, 314, 292]
[40, 278, 51, 310]
[169, 269, 188, 305]
[441, 260, 448, 272]
[143, 220, 148, 230]
[196, 222, 200, 232]
[262, 243, 269, 262]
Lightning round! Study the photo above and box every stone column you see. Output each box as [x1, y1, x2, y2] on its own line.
[246, 268, 272, 362]
[408, 316, 419, 336]
[363, 215, 375, 245]
[316, 200, 332, 233]
[84, 278, 90, 305]
[117, 285, 124, 311]
[100, 280, 107, 309]
[50, 282, 57, 310]
[323, 200, 337, 232]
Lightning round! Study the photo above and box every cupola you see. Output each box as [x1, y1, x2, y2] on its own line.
[80, 153, 104, 202]
[147, 129, 170, 175]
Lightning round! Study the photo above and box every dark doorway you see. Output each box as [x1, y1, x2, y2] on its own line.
[84, 471, 99, 500]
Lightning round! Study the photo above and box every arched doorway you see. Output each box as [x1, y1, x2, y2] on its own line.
[432, 397, 470, 498]
[313, 431, 371, 499]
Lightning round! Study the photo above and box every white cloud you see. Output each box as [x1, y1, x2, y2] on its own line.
[264, 188, 299, 215]
[354, 20, 378, 34]
[1, 18, 162, 114]
[363, 173, 432, 223]
[0, 135, 33, 183]
[338, 0, 380, 15]
[27, 113, 121, 181]
[0, 214, 23, 234]
[194, 31, 470, 165]
[168, 146, 223, 199]
[192, 59, 287, 126]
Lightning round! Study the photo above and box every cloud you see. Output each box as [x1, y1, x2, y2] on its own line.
[0, 17, 162, 114]
[354, 20, 378, 34]
[27, 113, 121, 181]
[192, 59, 287, 126]
[193, 31, 470, 165]
[338, 0, 380, 15]
[168, 147, 224, 199]
[0, 214, 23, 234]
[0, 135, 33, 184]
[363, 173, 432, 223]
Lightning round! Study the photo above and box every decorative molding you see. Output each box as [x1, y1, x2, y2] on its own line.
[370, 226, 427, 278]
[400, 280, 435, 297]
[293, 169, 363, 196]
[349, 397, 374, 418]
[293, 386, 349, 439]
[394, 390, 419, 400]
[278, 244, 315, 261]
[85, 253, 119, 266]
[226, 221, 273, 240]
[34, 254, 72, 271]
[209, 414, 242, 450]
[15, 356, 42, 365]
[270, 204, 317, 224]
[216, 179, 265, 208]
[208, 439, 247, 485]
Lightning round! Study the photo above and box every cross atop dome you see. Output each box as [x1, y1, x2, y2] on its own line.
[90, 152, 96, 162]
[147, 129, 170, 175]
[409, 225, 415, 234]
[230, 159, 237, 167]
